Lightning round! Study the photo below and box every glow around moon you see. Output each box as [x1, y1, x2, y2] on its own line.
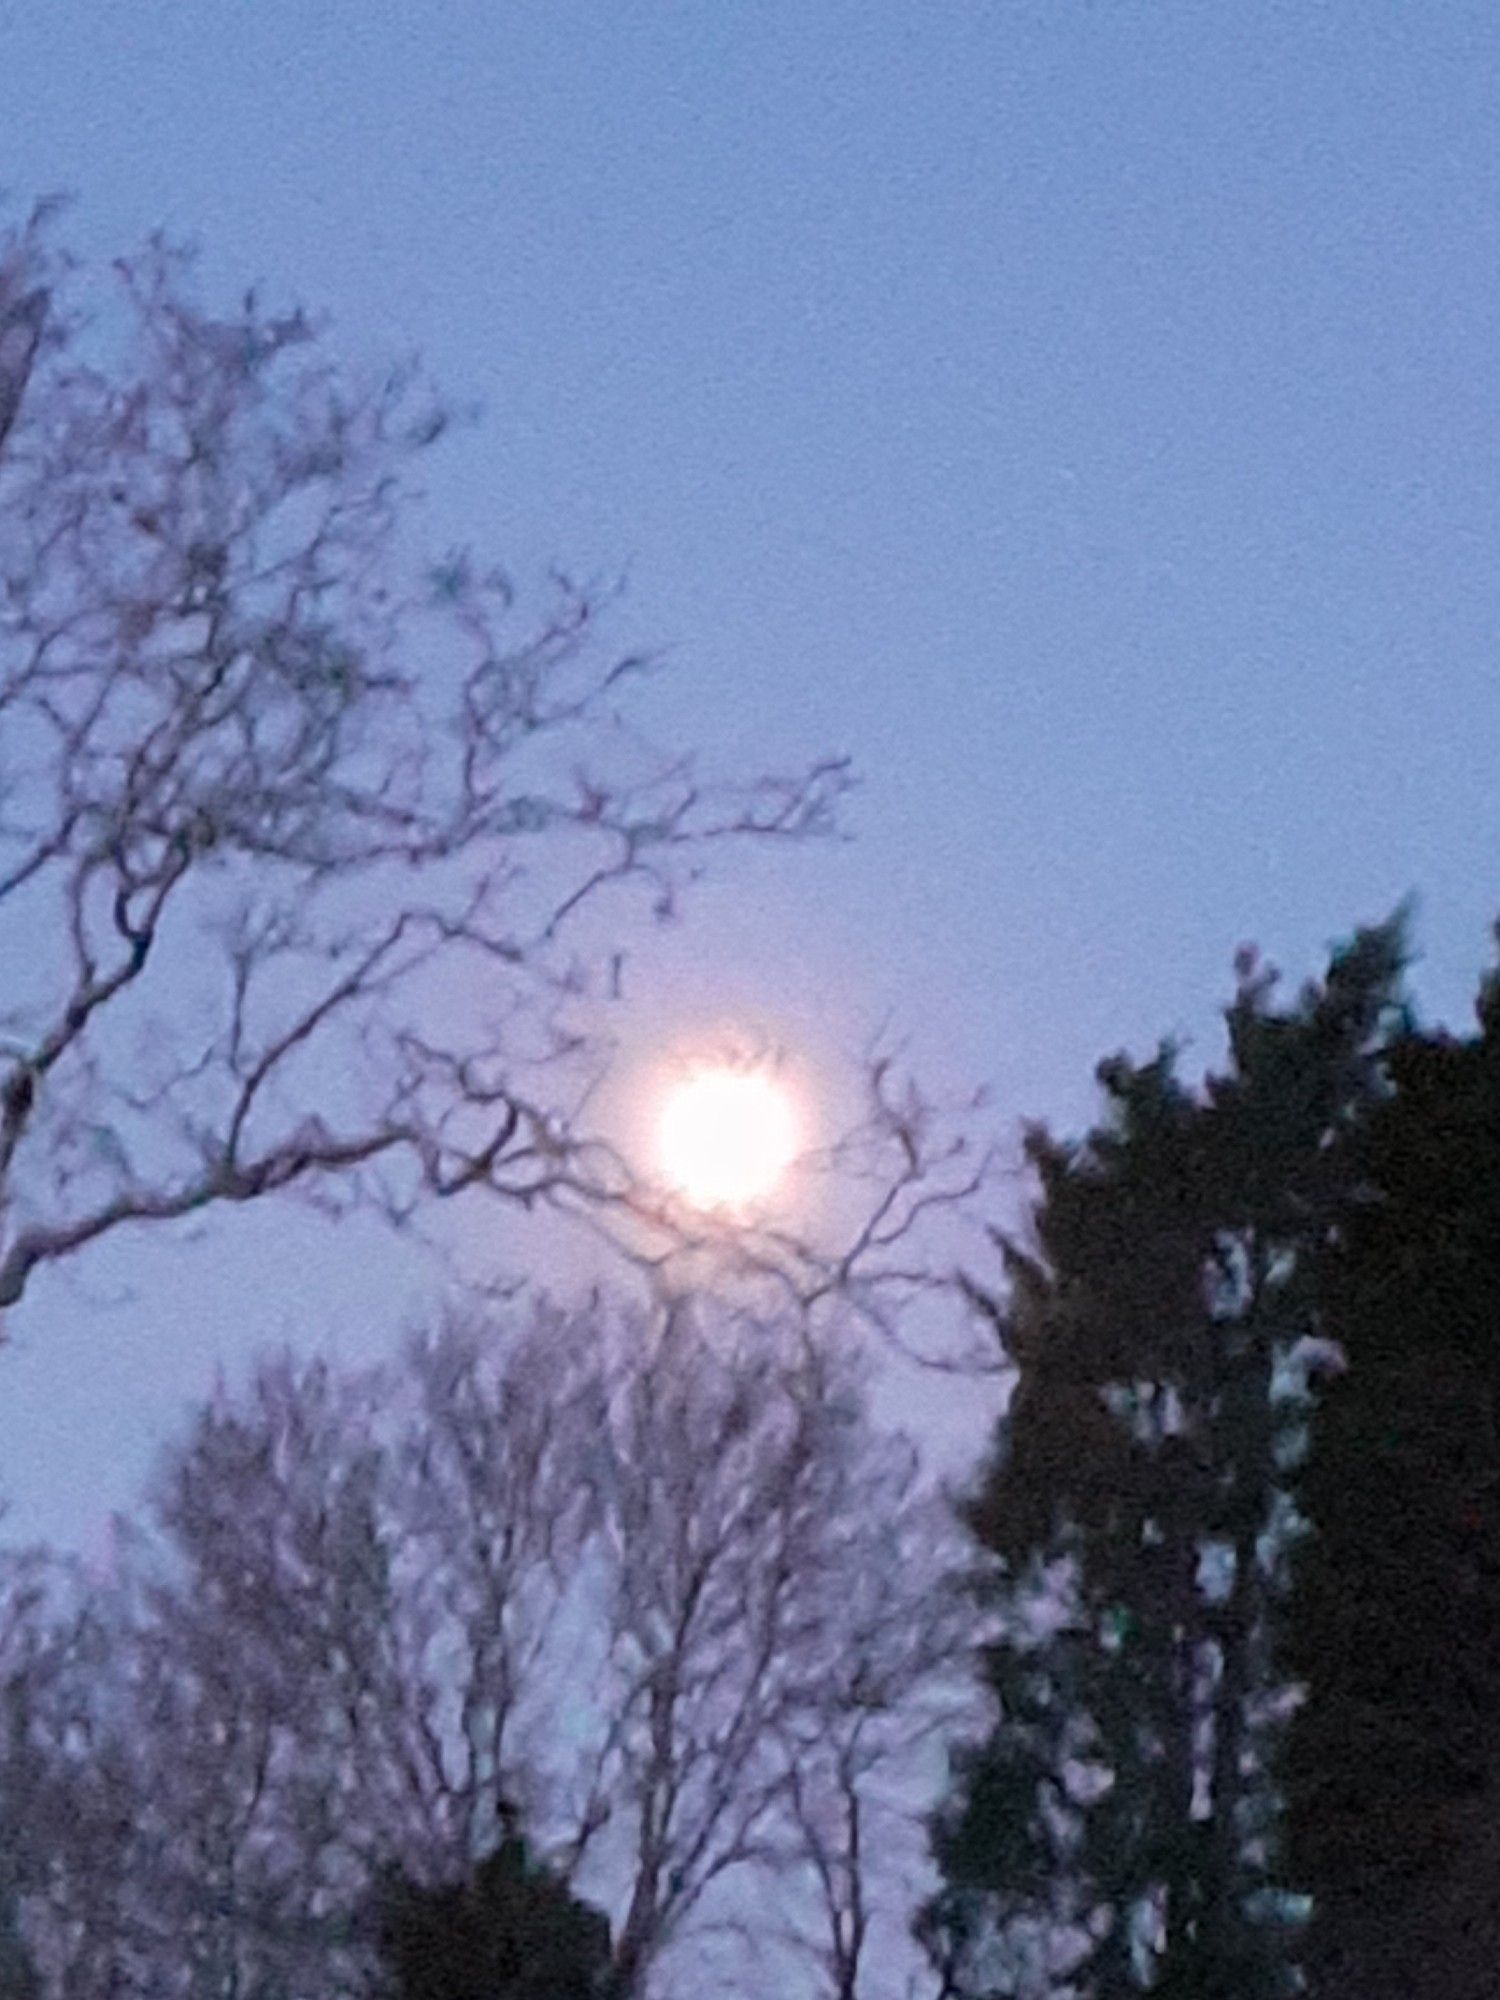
[658, 1067, 799, 1209]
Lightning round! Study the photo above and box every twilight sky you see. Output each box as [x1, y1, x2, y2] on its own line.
[2, 0, 1499, 1553]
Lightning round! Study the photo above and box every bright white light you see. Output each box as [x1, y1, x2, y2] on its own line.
[659, 1067, 797, 1210]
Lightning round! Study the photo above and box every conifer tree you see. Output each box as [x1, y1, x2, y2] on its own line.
[1280, 938, 1500, 1997]
[922, 922, 1407, 1995]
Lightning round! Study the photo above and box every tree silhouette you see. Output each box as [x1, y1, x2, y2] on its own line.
[1281, 934, 1500, 1998]
[369, 1812, 612, 2000]
[922, 920, 1408, 1995]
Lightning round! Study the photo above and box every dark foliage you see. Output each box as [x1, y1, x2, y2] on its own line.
[1280, 936, 1500, 1996]
[369, 1819, 613, 2000]
[922, 919, 1410, 1995]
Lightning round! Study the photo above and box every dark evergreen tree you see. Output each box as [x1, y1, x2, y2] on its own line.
[1280, 934, 1500, 1998]
[922, 922, 1408, 1996]
[368, 1812, 613, 2000]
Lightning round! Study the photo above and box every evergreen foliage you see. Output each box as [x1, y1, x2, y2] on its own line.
[1279, 933, 1500, 1994]
[922, 920, 1410, 1995]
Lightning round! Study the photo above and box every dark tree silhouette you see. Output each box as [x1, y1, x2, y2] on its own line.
[921, 920, 1408, 1996]
[369, 1813, 612, 2000]
[1281, 935, 1500, 1999]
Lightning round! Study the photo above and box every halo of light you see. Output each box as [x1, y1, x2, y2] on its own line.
[658, 1067, 797, 1209]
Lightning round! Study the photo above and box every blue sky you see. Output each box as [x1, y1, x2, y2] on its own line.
[3, 1, 1499, 1549]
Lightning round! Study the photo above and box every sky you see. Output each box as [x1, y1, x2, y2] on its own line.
[2, 0, 1500, 1553]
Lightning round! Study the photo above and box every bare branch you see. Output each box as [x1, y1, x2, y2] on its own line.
[0, 210, 866, 1322]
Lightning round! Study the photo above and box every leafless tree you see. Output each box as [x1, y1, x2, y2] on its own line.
[0, 197, 870, 1322]
[574, 1301, 974, 2000]
[0, 1293, 975, 1997]
[0, 1543, 159, 1996]
[765, 1470, 977, 2000]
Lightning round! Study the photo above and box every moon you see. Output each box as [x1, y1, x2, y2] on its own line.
[658, 1067, 798, 1210]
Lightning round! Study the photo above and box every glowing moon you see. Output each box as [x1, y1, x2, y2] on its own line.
[659, 1068, 797, 1209]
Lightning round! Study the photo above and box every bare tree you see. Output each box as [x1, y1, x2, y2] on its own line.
[574, 1301, 970, 1999]
[766, 1472, 976, 2000]
[0, 198, 860, 1320]
[0, 1293, 972, 1997]
[0, 1544, 160, 1997]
